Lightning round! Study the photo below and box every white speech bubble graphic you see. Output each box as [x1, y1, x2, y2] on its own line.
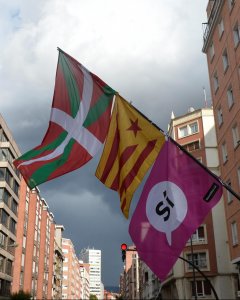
[146, 181, 188, 246]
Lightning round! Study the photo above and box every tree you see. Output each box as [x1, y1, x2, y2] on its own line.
[10, 290, 32, 300]
[89, 294, 98, 300]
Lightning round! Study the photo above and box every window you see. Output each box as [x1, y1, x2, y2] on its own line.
[13, 181, 19, 197]
[20, 272, 24, 286]
[209, 41, 215, 61]
[232, 124, 239, 148]
[227, 86, 234, 108]
[0, 149, 14, 164]
[0, 130, 7, 142]
[11, 200, 18, 216]
[213, 72, 219, 92]
[231, 221, 238, 246]
[221, 142, 228, 163]
[186, 252, 207, 270]
[178, 122, 199, 138]
[0, 168, 5, 181]
[179, 126, 188, 138]
[32, 261, 36, 273]
[222, 49, 229, 72]
[0, 255, 5, 272]
[1, 209, 9, 227]
[233, 23, 240, 47]
[191, 226, 206, 243]
[144, 271, 149, 283]
[228, 0, 235, 11]
[5, 169, 13, 187]
[20, 253, 25, 267]
[25, 200, 29, 213]
[0, 188, 11, 206]
[5, 260, 12, 276]
[182, 141, 200, 152]
[3, 190, 10, 207]
[217, 107, 223, 126]
[189, 122, 198, 134]
[0, 232, 6, 249]
[9, 218, 16, 235]
[0, 149, 7, 162]
[226, 181, 233, 203]
[218, 18, 224, 38]
[192, 280, 211, 297]
[22, 236, 26, 249]
[238, 168, 240, 187]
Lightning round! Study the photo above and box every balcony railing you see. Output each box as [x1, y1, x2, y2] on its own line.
[202, 0, 223, 49]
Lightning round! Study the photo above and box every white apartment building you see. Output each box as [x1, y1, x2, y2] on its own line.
[0, 114, 21, 297]
[80, 248, 102, 299]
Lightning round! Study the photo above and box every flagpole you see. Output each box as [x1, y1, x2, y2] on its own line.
[179, 256, 219, 300]
[127, 100, 240, 202]
[169, 137, 240, 201]
[190, 237, 197, 300]
[131, 246, 219, 299]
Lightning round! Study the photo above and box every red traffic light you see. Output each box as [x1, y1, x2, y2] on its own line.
[121, 243, 127, 251]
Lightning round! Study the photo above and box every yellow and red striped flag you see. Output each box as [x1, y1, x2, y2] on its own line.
[95, 94, 165, 218]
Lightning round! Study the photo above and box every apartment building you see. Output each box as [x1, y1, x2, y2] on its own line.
[166, 107, 237, 299]
[12, 185, 56, 299]
[202, 0, 240, 292]
[62, 238, 81, 299]
[120, 246, 139, 300]
[53, 225, 65, 299]
[80, 248, 102, 299]
[79, 260, 90, 300]
[0, 114, 21, 297]
[138, 261, 161, 300]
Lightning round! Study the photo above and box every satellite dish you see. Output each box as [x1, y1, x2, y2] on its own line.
[188, 107, 195, 113]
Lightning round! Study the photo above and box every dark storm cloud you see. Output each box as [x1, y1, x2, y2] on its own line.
[0, 0, 209, 287]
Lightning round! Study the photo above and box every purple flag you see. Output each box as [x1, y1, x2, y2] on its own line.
[129, 139, 223, 281]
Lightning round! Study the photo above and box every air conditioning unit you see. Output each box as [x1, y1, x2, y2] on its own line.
[237, 290, 240, 297]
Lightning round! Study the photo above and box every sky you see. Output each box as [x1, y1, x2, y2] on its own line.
[0, 0, 210, 288]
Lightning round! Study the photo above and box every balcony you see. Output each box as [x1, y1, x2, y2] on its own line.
[202, 0, 224, 52]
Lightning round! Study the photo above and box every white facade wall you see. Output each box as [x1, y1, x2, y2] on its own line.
[80, 248, 102, 299]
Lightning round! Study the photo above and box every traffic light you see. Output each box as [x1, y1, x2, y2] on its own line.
[121, 243, 127, 262]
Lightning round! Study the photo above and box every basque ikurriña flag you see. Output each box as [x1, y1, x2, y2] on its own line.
[95, 95, 165, 218]
[129, 139, 223, 281]
[14, 49, 116, 189]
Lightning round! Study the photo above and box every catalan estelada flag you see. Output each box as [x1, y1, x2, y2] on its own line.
[95, 95, 165, 218]
[14, 49, 116, 189]
[129, 139, 223, 280]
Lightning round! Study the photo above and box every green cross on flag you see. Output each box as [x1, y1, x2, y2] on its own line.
[14, 49, 116, 189]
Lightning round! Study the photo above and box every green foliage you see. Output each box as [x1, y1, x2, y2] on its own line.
[10, 290, 32, 300]
[89, 294, 98, 300]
